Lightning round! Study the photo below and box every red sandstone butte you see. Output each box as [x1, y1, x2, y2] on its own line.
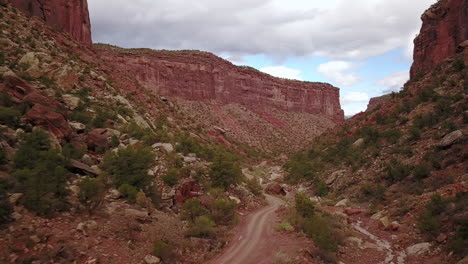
[95, 47, 344, 122]
[410, 0, 468, 78]
[366, 94, 392, 112]
[7, 0, 92, 45]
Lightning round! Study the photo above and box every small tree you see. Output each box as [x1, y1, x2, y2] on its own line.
[295, 193, 315, 218]
[188, 215, 215, 238]
[181, 199, 208, 223]
[212, 199, 237, 225]
[162, 168, 179, 187]
[101, 146, 155, 189]
[78, 177, 106, 213]
[209, 153, 241, 189]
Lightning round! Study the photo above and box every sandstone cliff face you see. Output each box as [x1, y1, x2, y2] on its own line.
[7, 0, 92, 44]
[410, 0, 467, 78]
[96, 47, 344, 122]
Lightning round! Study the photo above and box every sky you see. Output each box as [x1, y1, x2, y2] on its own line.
[89, 0, 436, 116]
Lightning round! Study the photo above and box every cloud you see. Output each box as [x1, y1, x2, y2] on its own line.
[342, 103, 368, 116]
[376, 71, 409, 93]
[260, 66, 302, 80]
[317, 61, 361, 86]
[89, 0, 436, 60]
[341, 91, 370, 105]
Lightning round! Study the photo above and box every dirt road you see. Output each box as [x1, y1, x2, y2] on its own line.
[209, 194, 311, 264]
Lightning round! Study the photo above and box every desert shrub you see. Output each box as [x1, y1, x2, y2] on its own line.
[162, 168, 179, 187]
[62, 143, 84, 161]
[275, 222, 294, 232]
[452, 57, 465, 72]
[181, 199, 208, 223]
[313, 179, 329, 197]
[0, 148, 7, 166]
[385, 160, 412, 183]
[212, 198, 237, 225]
[69, 110, 93, 126]
[209, 153, 241, 189]
[360, 183, 385, 201]
[92, 108, 117, 128]
[0, 180, 12, 225]
[78, 177, 105, 213]
[101, 146, 155, 189]
[423, 152, 442, 170]
[382, 129, 402, 144]
[408, 126, 421, 141]
[135, 191, 147, 208]
[118, 184, 138, 202]
[358, 126, 380, 145]
[13, 130, 69, 216]
[417, 194, 447, 236]
[0, 51, 4, 65]
[284, 152, 314, 183]
[111, 135, 120, 148]
[245, 177, 262, 196]
[413, 163, 431, 180]
[295, 193, 315, 218]
[449, 218, 468, 256]
[0, 106, 21, 127]
[303, 215, 338, 252]
[188, 215, 215, 237]
[175, 133, 214, 160]
[153, 240, 174, 261]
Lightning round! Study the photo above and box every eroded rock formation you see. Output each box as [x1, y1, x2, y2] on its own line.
[7, 0, 92, 44]
[410, 0, 467, 78]
[95, 46, 344, 122]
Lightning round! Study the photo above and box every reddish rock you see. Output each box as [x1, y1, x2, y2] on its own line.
[265, 183, 287, 196]
[95, 47, 344, 123]
[24, 104, 72, 140]
[1, 75, 35, 102]
[22, 92, 62, 110]
[344, 208, 363, 216]
[410, 0, 468, 78]
[366, 94, 392, 112]
[7, 0, 92, 45]
[86, 128, 112, 150]
[175, 179, 201, 204]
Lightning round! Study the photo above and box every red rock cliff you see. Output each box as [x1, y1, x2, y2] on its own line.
[95, 46, 344, 122]
[410, 0, 467, 78]
[7, 0, 92, 45]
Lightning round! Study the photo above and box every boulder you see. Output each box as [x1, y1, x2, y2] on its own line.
[124, 209, 149, 220]
[406, 242, 431, 256]
[439, 130, 463, 147]
[70, 159, 101, 176]
[184, 156, 197, 163]
[24, 104, 72, 140]
[175, 179, 201, 204]
[144, 255, 161, 264]
[229, 196, 241, 204]
[335, 199, 349, 207]
[352, 138, 364, 148]
[327, 170, 346, 185]
[81, 154, 94, 166]
[87, 128, 114, 150]
[69, 121, 86, 132]
[8, 193, 23, 205]
[62, 94, 81, 110]
[344, 208, 363, 216]
[152, 143, 174, 153]
[265, 183, 286, 196]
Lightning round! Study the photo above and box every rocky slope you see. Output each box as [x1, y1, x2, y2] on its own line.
[410, 0, 467, 78]
[6, 0, 92, 44]
[281, 0, 468, 263]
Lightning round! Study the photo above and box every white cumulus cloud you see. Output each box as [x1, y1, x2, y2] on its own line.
[341, 91, 370, 105]
[260, 66, 303, 80]
[376, 71, 409, 93]
[317, 61, 361, 86]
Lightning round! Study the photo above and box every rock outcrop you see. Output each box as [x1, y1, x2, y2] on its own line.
[95, 46, 344, 122]
[410, 0, 468, 78]
[366, 94, 391, 112]
[7, 0, 92, 45]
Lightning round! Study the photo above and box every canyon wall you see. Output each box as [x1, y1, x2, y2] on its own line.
[410, 0, 467, 78]
[7, 0, 92, 44]
[95, 46, 344, 122]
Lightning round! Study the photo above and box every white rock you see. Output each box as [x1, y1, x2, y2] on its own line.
[439, 130, 463, 147]
[406, 242, 431, 256]
[144, 255, 161, 264]
[62, 94, 81, 110]
[229, 196, 241, 204]
[9, 193, 23, 205]
[352, 138, 365, 147]
[69, 121, 86, 132]
[125, 209, 149, 220]
[184, 156, 197, 163]
[335, 199, 349, 207]
[152, 143, 174, 153]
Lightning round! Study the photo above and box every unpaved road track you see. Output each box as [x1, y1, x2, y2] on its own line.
[209, 194, 287, 264]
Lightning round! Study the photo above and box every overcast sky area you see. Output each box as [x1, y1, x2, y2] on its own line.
[89, 0, 436, 116]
